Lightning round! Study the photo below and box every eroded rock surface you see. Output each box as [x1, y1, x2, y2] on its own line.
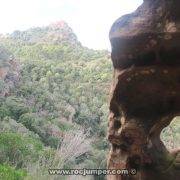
[108, 0, 180, 179]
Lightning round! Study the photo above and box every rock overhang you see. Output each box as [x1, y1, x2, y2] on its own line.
[107, 0, 180, 179]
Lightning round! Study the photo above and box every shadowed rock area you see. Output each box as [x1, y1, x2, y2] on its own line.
[108, 0, 180, 179]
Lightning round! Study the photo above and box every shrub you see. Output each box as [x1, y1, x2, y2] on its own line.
[0, 105, 11, 120]
[4, 97, 29, 120]
[0, 164, 26, 180]
[18, 113, 36, 131]
[0, 132, 43, 167]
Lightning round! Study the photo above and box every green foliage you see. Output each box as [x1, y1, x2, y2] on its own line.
[161, 117, 180, 150]
[83, 150, 108, 180]
[44, 136, 60, 149]
[0, 104, 10, 120]
[0, 22, 112, 179]
[0, 45, 13, 62]
[3, 97, 29, 120]
[0, 80, 6, 92]
[0, 164, 26, 180]
[0, 117, 39, 141]
[18, 113, 36, 131]
[0, 132, 43, 167]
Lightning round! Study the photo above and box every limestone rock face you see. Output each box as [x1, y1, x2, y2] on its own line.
[108, 0, 180, 179]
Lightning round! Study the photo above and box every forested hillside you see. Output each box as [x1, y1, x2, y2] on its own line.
[0, 21, 112, 180]
[0, 21, 179, 180]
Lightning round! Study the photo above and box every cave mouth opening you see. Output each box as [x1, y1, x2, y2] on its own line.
[160, 116, 180, 151]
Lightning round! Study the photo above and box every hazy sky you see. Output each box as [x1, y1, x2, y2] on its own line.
[0, 0, 143, 49]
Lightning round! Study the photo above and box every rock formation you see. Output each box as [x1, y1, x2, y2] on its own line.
[108, 0, 180, 179]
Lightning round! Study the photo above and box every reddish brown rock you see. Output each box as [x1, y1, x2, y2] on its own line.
[108, 0, 180, 179]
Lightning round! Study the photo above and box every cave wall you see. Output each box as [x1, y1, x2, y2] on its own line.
[108, 0, 180, 179]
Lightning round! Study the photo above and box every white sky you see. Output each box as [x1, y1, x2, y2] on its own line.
[0, 0, 143, 50]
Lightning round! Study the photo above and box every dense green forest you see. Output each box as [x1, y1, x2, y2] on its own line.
[0, 21, 179, 180]
[0, 22, 112, 180]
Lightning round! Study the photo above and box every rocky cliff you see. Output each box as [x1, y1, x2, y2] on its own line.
[108, 0, 180, 179]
